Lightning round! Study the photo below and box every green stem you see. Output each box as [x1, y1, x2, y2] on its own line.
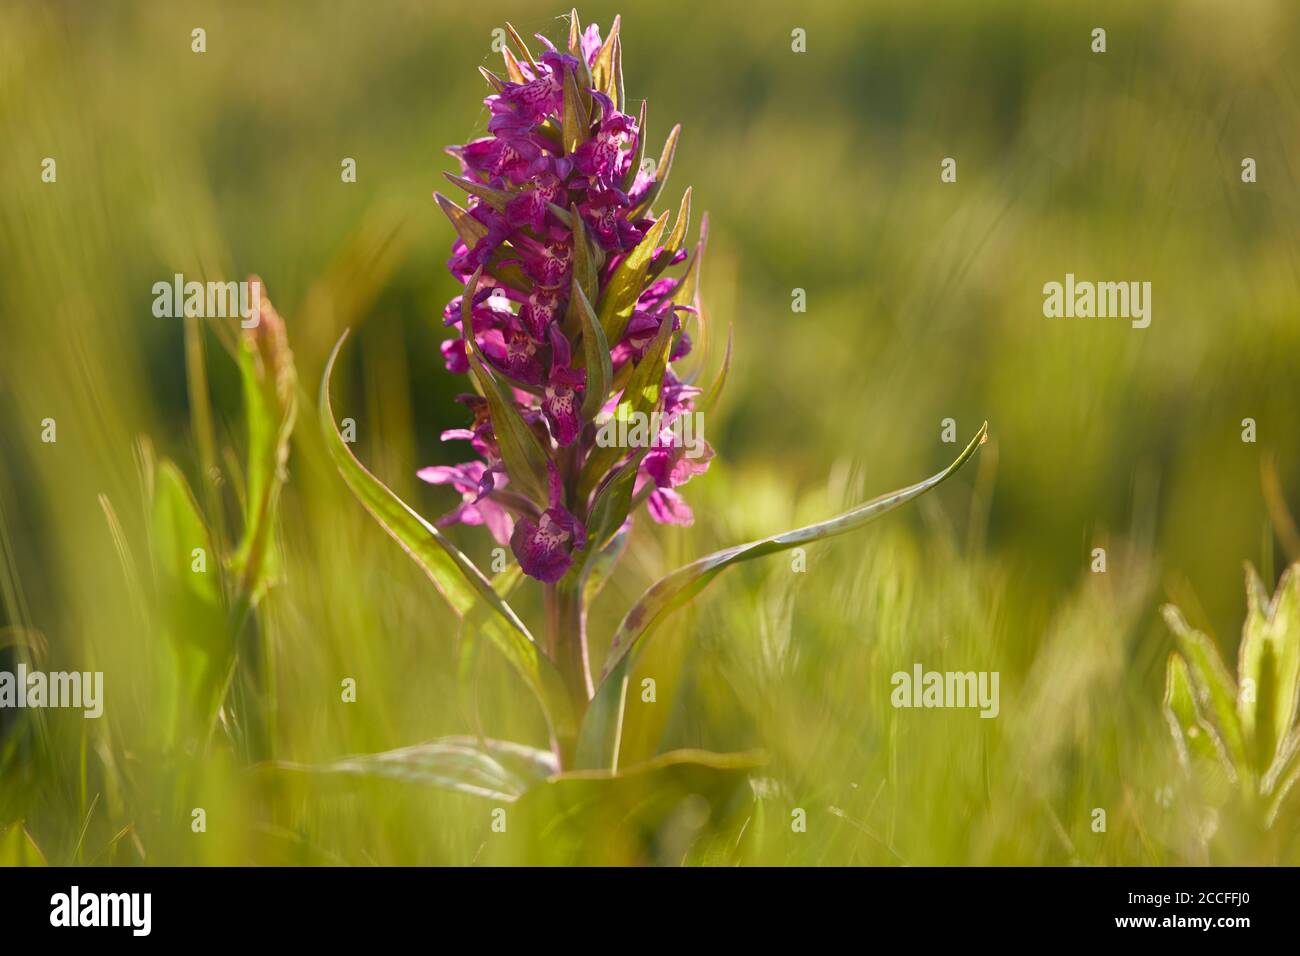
[544, 581, 592, 722]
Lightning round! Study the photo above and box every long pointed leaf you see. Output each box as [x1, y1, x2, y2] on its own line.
[561, 63, 589, 155]
[434, 193, 488, 247]
[570, 202, 598, 305]
[503, 22, 539, 73]
[621, 100, 648, 194]
[1164, 652, 1235, 775]
[1162, 604, 1249, 774]
[320, 332, 575, 745]
[461, 271, 552, 505]
[269, 736, 558, 802]
[591, 15, 621, 100]
[698, 323, 733, 415]
[630, 125, 680, 221]
[1237, 563, 1300, 772]
[574, 280, 612, 419]
[443, 172, 512, 214]
[577, 423, 990, 769]
[577, 316, 674, 503]
[501, 45, 528, 85]
[597, 212, 669, 346]
[652, 187, 692, 277]
[581, 451, 645, 564]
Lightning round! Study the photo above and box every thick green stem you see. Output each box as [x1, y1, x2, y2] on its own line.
[544, 581, 592, 722]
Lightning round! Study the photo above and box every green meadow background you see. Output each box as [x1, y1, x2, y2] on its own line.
[2, 0, 1298, 864]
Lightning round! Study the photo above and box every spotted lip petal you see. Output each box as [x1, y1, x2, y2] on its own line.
[510, 464, 587, 582]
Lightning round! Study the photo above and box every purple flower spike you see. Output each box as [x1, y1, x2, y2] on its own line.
[426, 14, 715, 583]
[510, 465, 586, 582]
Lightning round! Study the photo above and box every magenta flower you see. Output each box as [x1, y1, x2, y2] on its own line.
[511, 465, 587, 583]
[425, 13, 711, 583]
[417, 461, 515, 546]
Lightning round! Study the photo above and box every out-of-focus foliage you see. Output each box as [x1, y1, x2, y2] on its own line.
[1, 0, 1299, 864]
[1163, 565, 1300, 846]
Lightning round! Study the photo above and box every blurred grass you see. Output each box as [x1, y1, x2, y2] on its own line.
[1, 0, 1299, 863]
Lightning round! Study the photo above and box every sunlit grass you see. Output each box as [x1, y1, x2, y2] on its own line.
[1, 0, 1299, 864]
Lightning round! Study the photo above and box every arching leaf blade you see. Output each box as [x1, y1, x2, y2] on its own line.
[576, 423, 990, 769]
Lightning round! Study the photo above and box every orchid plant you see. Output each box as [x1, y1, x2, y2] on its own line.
[315, 11, 986, 856]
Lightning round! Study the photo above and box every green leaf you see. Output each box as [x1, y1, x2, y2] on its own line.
[582, 527, 629, 604]
[581, 452, 645, 567]
[503, 22, 539, 73]
[1161, 604, 1249, 774]
[1164, 653, 1235, 775]
[322, 332, 506, 622]
[320, 332, 575, 747]
[673, 216, 711, 386]
[630, 125, 681, 221]
[434, 193, 488, 247]
[268, 736, 559, 803]
[458, 563, 527, 723]
[578, 423, 990, 769]
[1237, 563, 1300, 773]
[652, 187, 692, 277]
[577, 315, 675, 504]
[1264, 728, 1300, 824]
[479, 66, 507, 93]
[596, 212, 670, 346]
[570, 203, 598, 305]
[229, 281, 298, 602]
[150, 458, 230, 744]
[621, 100, 648, 194]
[573, 280, 612, 420]
[461, 272, 552, 506]
[443, 172, 512, 214]
[610, 34, 625, 113]
[501, 45, 528, 85]
[566, 9, 595, 106]
[671, 212, 707, 312]
[698, 323, 733, 416]
[567, 8, 582, 55]
[561, 63, 589, 155]
[465, 351, 550, 503]
[152, 460, 222, 609]
[591, 15, 621, 102]
[484, 748, 764, 864]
